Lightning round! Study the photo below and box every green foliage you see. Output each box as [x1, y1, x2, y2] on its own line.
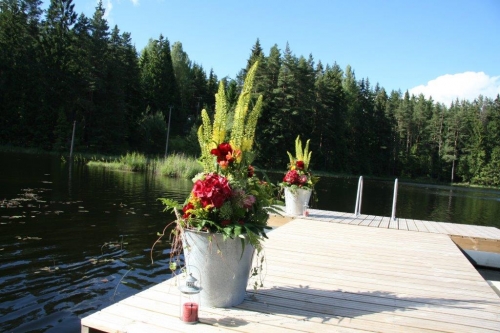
[155, 153, 202, 179]
[87, 152, 147, 171]
[1, 0, 499, 187]
[136, 111, 167, 154]
[86, 152, 201, 178]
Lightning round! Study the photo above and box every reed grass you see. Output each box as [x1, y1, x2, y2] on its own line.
[86, 152, 202, 178]
[87, 152, 147, 172]
[153, 153, 202, 179]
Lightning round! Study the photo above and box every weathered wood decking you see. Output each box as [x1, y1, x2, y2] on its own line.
[82, 213, 500, 333]
[305, 209, 500, 240]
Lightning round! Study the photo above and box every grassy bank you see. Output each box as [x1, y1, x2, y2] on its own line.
[87, 152, 148, 172]
[1, 146, 498, 188]
[151, 154, 203, 178]
[87, 152, 202, 179]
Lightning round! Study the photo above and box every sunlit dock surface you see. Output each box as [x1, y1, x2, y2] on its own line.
[305, 209, 500, 240]
[82, 214, 500, 333]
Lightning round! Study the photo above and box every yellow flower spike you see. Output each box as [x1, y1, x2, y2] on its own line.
[198, 109, 215, 172]
[286, 151, 295, 168]
[242, 95, 263, 152]
[230, 61, 259, 152]
[295, 136, 303, 162]
[287, 135, 312, 171]
[212, 81, 228, 145]
[241, 139, 250, 152]
[303, 139, 311, 171]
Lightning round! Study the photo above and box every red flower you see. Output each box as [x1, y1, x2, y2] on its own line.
[283, 170, 300, 185]
[210, 143, 233, 163]
[296, 160, 305, 170]
[247, 165, 254, 178]
[182, 202, 195, 219]
[221, 220, 231, 227]
[192, 173, 232, 208]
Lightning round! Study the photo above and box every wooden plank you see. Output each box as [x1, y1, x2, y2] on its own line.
[451, 236, 500, 254]
[367, 216, 383, 227]
[458, 224, 494, 239]
[241, 293, 499, 333]
[128, 289, 371, 333]
[420, 220, 440, 234]
[426, 221, 450, 234]
[406, 219, 419, 231]
[388, 217, 398, 229]
[359, 215, 376, 226]
[81, 215, 500, 333]
[413, 219, 429, 232]
[399, 218, 409, 230]
[434, 222, 460, 235]
[260, 220, 500, 331]
[481, 226, 500, 239]
[379, 216, 390, 228]
[348, 214, 367, 225]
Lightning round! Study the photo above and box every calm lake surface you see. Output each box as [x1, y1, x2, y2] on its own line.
[1, 152, 499, 332]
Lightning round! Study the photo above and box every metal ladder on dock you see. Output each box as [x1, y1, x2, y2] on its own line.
[354, 176, 398, 222]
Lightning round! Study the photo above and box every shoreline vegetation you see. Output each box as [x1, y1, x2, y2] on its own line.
[87, 152, 203, 179]
[1, 146, 498, 190]
[2, 0, 499, 188]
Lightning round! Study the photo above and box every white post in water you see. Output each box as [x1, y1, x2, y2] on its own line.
[70, 120, 76, 159]
[354, 176, 363, 216]
[165, 105, 173, 158]
[391, 178, 398, 221]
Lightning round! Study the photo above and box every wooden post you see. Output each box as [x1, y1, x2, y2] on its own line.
[70, 120, 76, 159]
[165, 106, 173, 158]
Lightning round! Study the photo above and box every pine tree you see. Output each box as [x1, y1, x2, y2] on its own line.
[139, 35, 182, 142]
[171, 41, 193, 124]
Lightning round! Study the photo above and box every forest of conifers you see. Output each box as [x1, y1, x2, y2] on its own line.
[1, 0, 499, 186]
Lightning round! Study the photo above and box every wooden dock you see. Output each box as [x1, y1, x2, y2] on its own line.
[82, 213, 500, 333]
[304, 209, 500, 240]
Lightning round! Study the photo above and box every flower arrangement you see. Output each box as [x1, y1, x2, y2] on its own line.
[280, 135, 319, 193]
[158, 61, 278, 252]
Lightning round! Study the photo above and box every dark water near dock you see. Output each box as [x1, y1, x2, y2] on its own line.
[0, 152, 499, 332]
[315, 176, 500, 227]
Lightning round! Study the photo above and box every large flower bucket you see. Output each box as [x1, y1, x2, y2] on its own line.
[182, 229, 255, 308]
[284, 188, 312, 216]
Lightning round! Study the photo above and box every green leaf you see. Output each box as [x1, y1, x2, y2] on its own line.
[239, 237, 246, 260]
[158, 198, 181, 212]
[234, 225, 242, 237]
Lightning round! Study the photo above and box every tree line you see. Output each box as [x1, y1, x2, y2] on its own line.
[1, 0, 499, 186]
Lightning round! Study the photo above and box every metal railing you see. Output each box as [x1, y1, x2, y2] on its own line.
[354, 176, 399, 221]
[391, 178, 398, 222]
[354, 176, 363, 216]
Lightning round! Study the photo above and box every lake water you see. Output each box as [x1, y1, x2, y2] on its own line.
[1, 152, 499, 332]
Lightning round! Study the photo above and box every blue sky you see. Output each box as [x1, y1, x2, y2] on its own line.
[70, 0, 499, 106]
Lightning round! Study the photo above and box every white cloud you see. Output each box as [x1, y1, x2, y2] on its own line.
[409, 72, 500, 106]
[130, 0, 140, 6]
[103, 0, 113, 19]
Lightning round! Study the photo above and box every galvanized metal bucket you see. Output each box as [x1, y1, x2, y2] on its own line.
[182, 229, 255, 308]
[284, 188, 312, 216]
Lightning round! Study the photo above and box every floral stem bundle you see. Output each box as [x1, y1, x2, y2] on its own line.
[159, 61, 280, 253]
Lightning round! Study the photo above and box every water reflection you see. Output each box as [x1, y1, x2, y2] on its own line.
[0, 153, 499, 332]
[0, 153, 190, 332]
[311, 175, 500, 227]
